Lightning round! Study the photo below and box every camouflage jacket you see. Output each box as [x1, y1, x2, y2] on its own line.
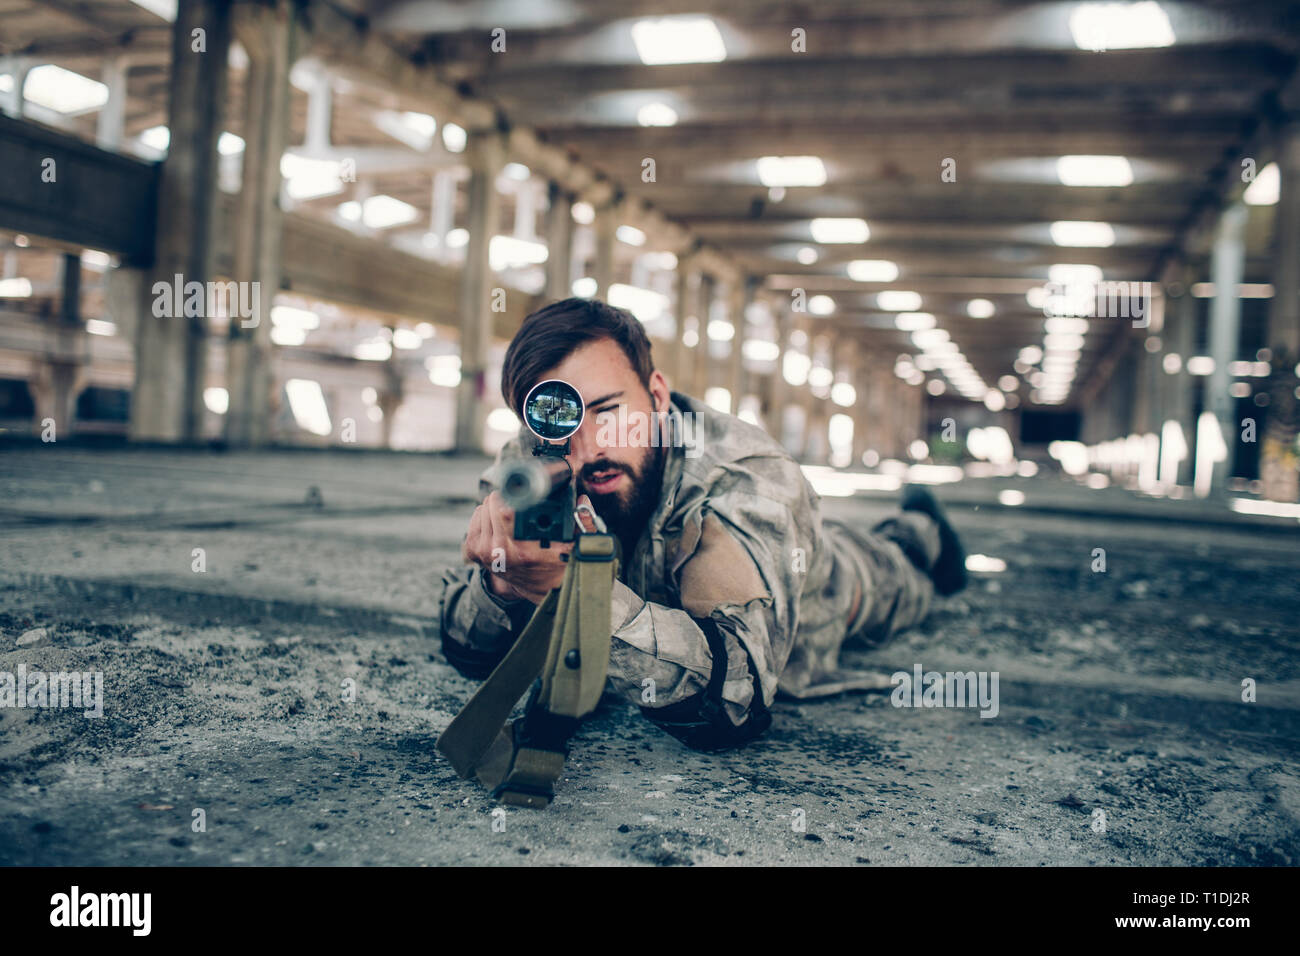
[438, 392, 901, 750]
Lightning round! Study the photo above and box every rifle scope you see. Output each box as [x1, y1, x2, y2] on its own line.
[499, 379, 584, 544]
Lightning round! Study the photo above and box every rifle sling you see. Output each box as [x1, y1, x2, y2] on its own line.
[436, 533, 617, 808]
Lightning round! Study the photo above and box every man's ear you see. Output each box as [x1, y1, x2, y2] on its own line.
[647, 368, 670, 412]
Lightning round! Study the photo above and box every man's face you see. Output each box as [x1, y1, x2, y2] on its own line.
[530, 338, 672, 545]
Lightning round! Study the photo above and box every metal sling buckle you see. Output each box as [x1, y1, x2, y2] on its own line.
[574, 501, 608, 534]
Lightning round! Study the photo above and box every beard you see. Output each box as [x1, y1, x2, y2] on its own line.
[576, 443, 666, 553]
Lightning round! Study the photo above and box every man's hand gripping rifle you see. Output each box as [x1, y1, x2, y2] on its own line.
[437, 380, 619, 808]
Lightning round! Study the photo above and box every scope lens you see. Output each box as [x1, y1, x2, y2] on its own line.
[522, 379, 584, 441]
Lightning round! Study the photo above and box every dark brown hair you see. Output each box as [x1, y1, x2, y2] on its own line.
[500, 297, 655, 413]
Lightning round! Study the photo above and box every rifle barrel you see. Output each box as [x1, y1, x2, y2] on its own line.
[498, 457, 572, 511]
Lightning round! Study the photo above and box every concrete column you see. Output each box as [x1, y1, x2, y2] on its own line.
[1263, 118, 1300, 502]
[1268, 119, 1300, 358]
[430, 170, 457, 262]
[301, 60, 331, 153]
[225, 0, 294, 449]
[378, 345, 404, 449]
[768, 304, 791, 444]
[671, 261, 698, 397]
[129, 0, 231, 444]
[1207, 201, 1248, 490]
[867, 359, 891, 459]
[848, 340, 871, 468]
[890, 378, 910, 459]
[0, 58, 32, 117]
[95, 57, 129, 150]
[514, 179, 541, 241]
[795, 316, 818, 460]
[543, 182, 573, 301]
[592, 198, 619, 300]
[724, 277, 754, 415]
[891, 379, 908, 458]
[1157, 269, 1197, 487]
[454, 129, 505, 452]
[693, 274, 716, 401]
[31, 254, 89, 438]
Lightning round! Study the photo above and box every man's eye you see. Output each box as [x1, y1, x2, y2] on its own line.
[593, 405, 618, 415]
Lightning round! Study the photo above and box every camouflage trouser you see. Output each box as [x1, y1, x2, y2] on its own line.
[828, 511, 941, 648]
[777, 510, 941, 698]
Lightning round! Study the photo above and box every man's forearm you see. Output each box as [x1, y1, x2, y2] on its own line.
[438, 565, 533, 678]
[438, 564, 760, 732]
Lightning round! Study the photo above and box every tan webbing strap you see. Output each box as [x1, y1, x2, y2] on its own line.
[436, 533, 617, 807]
[537, 534, 615, 717]
[436, 589, 559, 779]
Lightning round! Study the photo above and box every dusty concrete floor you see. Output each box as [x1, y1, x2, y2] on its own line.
[1, 445, 1297, 866]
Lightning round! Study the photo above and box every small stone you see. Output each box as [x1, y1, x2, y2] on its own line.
[17, 627, 46, 646]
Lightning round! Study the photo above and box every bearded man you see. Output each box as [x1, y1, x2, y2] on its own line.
[439, 297, 967, 751]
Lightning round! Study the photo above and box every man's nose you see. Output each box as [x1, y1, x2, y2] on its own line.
[566, 419, 601, 469]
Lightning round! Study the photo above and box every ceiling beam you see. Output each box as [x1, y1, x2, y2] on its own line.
[417, 4, 1299, 79]
[463, 47, 1292, 101]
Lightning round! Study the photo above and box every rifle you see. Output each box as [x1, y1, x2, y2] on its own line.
[438, 379, 619, 808]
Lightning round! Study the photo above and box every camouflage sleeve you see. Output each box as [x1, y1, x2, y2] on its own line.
[605, 573, 771, 751]
[438, 565, 536, 679]
[606, 456, 813, 750]
[438, 429, 537, 679]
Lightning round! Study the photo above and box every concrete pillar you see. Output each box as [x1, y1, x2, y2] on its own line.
[1137, 290, 1166, 440]
[225, 0, 294, 449]
[693, 274, 716, 401]
[892, 380, 909, 458]
[378, 346, 404, 449]
[794, 316, 817, 459]
[95, 57, 129, 150]
[592, 198, 619, 300]
[671, 260, 698, 397]
[454, 129, 504, 452]
[129, 0, 231, 444]
[0, 58, 32, 117]
[514, 179, 541, 241]
[1263, 118, 1300, 502]
[768, 304, 791, 444]
[543, 182, 573, 301]
[1268, 119, 1300, 358]
[31, 254, 89, 438]
[724, 277, 754, 415]
[430, 170, 457, 262]
[302, 59, 332, 153]
[890, 378, 911, 459]
[105, 265, 150, 346]
[1157, 269, 1198, 487]
[868, 359, 893, 459]
[1207, 201, 1248, 490]
[849, 341, 871, 468]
